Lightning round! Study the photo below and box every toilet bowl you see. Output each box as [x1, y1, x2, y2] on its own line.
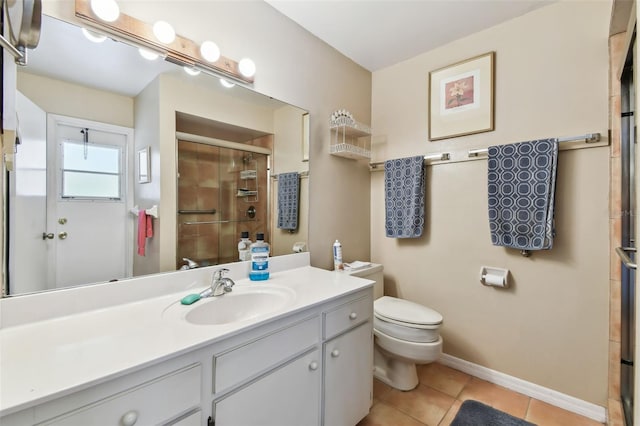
[373, 296, 443, 390]
[344, 264, 444, 391]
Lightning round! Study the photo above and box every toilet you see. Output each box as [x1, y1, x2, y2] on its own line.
[346, 263, 443, 391]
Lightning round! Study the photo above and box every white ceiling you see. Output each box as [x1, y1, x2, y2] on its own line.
[265, 0, 555, 71]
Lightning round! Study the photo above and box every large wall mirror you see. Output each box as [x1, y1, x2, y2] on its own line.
[5, 14, 309, 297]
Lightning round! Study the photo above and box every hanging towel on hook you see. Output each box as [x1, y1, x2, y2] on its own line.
[137, 210, 154, 256]
[384, 155, 425, 238]
[277, 172, 300, 231]
[487, 138, 558, 251]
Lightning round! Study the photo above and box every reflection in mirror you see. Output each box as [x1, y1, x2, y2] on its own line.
[5, 15, 309, 297]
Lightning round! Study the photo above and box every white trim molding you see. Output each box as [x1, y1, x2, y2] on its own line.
[439, 353, 607, 423]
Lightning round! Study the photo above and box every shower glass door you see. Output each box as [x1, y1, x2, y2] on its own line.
[620, 44, 636, 426]
[176, 140, 269, 269]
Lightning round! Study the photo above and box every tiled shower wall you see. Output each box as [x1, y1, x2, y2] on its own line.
[608, 31, 625, 426]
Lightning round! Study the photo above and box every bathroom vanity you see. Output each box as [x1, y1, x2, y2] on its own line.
[0, 255, 374, 425]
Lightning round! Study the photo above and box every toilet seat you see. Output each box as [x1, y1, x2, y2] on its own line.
[374, 316, 440, 343]
[374, 296, 443, 328]
[373, 296, 443, 343]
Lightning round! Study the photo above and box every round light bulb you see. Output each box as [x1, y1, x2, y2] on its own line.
[81, 28, 107, 43]
[183, 66, 201, 76]
[153, 21, 176, 44]
[238, 58, 256, 78]
[220, 79, 235, 88]
[200, 41, 220, 63]
[138, 48, 159, 61]
[90, 0, 120, 22]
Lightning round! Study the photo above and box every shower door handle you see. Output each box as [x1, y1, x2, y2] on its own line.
[616, 247, 637, 270]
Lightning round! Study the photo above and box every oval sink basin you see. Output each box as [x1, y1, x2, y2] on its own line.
[179, 287, 295, 325]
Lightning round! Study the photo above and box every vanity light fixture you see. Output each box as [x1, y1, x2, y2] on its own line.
[200, 40, 220, 63]
[238, 58, 256, 78]
[220, 79, 235, 88]
[81, 28, 107, 43]
[76, 0, 256, 84]
[152, 20, 176, 44]
[90, 0, 120, 22]
[138, 48, 159, 60]
[183, 66, 201, 76]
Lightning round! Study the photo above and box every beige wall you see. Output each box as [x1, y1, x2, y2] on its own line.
[271, 105, 309, 256]
[17, 72, 133, 127]
[133, 77, 161, 276]
[371, 0, 610, 406]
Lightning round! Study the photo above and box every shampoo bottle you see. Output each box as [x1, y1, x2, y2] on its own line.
[249, 233, 270, 281]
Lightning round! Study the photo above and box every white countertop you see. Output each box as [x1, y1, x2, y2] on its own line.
[0, 265, 373, 416]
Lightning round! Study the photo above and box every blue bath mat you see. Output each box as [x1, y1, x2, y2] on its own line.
[451, 400, 536, 426]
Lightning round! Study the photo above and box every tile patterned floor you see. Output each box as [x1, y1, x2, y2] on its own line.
[357, 363, 605, 426]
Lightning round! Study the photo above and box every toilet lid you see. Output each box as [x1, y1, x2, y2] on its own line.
[374, 296, 443, 327]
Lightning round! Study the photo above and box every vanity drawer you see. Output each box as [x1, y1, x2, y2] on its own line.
[324, 294, 372, 339]
[214, 316, 320, 394]
[41, 364, 201, 426]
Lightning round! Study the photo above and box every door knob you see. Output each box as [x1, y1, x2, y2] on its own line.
[308, 361, 319, 371]
[331, 349, 340, 358]
[58, 232, 68, 240]
[42, 232, 54, 240]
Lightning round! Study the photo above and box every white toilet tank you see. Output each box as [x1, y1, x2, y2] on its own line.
[344, 263, 384, 300]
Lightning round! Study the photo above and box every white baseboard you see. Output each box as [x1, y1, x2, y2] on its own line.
[439, 353, 607, 423]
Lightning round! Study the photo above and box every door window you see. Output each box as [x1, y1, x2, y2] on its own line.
[60, 140, 122, 200]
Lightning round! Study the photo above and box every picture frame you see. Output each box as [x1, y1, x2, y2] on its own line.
[428, 51, 495, 141]
[138, 146, 150, 183]
[302, 112, 310, 162]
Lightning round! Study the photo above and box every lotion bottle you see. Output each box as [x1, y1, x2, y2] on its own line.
[238, 231, 252, 261]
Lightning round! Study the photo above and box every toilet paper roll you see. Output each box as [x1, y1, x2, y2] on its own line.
[483, 273, 505, 287]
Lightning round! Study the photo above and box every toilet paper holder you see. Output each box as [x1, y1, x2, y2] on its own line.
[479, 266, 509, 288]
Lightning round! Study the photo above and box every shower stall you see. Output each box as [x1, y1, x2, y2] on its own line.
[176, 137, 270, 269]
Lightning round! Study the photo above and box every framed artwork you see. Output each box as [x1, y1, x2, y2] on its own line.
[138, 146, 150, 183]
[428, 51, 495, 141]
[302, 112, 310, 162]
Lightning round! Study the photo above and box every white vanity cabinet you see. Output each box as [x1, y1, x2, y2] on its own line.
[1, 363, 203, 426]
[1, 285, 374, 426]
[213, 349, 322, 426]
[323, 295, 374, 426]
[210, 289, 373, 426]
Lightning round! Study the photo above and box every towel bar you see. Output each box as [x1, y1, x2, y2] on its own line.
[369, 152, 450, 170]
[130, 205, 159, 218]
[272, 171, 309, 179]
[467, 133, 601, 157]
[178, 209, 217, 214]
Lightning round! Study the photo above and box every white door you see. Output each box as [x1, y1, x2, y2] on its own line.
[9, 92, 49, 293]
[47, 116, 133, 288]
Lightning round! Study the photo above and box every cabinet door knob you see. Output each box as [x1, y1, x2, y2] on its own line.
[121, 410, 139, 426]
[349, 312, 357, 320]
[309, 361, 319, 371]
[331, 349, 340, 358]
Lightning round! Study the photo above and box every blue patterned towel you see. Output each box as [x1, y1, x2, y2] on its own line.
[487, 138, 558, 250]
[385, 156, 425, 238]
[277, 172, 299, 230]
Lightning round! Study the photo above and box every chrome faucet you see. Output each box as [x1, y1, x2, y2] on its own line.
[210, 268, 235, 297]
[180, 257, 199, 270]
